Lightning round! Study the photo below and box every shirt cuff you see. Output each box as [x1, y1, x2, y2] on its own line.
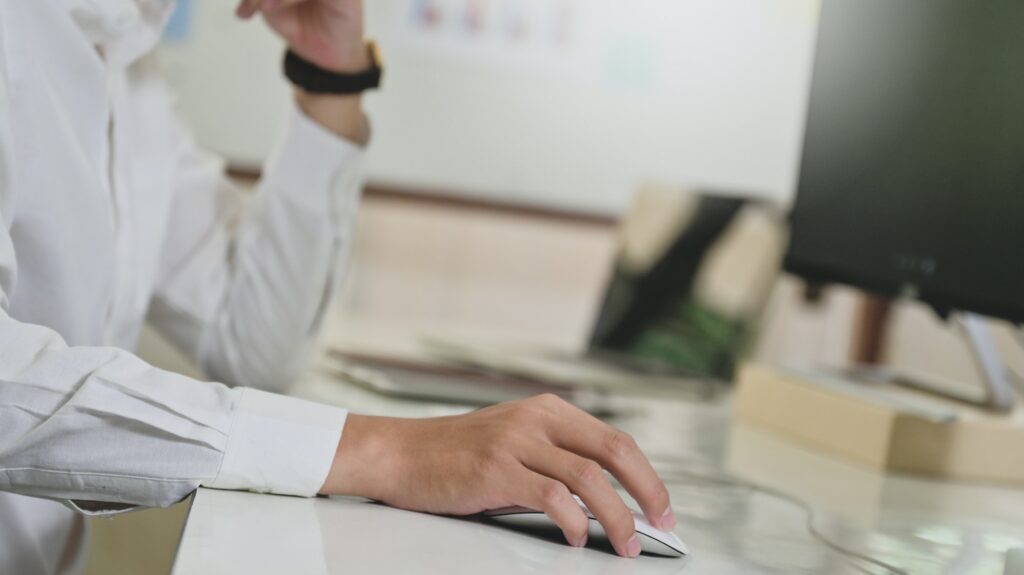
[205, 388, 347, 497]
[261, 101, 366, 216]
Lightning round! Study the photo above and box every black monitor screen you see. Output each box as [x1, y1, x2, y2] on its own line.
[785, 0, 1024, 323]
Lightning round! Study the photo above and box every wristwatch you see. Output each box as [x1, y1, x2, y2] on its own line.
[284, 41, 383, 95]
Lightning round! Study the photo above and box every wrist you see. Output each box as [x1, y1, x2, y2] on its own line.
[320, 414, 401, 500]
[294, 88, 369, 145]
[319, 44, 372, 74]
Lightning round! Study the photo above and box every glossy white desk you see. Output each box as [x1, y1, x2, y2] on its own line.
[173, 363, 1024, 574]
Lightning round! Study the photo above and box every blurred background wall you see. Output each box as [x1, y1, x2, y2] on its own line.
[160, 0, 819, 214]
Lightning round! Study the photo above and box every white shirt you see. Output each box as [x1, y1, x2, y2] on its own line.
[0, 1, 364, 572]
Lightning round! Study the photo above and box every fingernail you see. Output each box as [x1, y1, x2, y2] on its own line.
[659, 507, 677, 531]
[625, 535, 641, 558]
[573, 533, 588, 548]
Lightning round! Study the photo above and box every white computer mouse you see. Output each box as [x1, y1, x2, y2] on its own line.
[485, 497, 688, 558]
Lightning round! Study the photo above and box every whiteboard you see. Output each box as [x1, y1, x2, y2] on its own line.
[159, 0, 820, 215]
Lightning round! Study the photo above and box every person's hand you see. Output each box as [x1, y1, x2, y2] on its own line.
[321, 394, 677, 558]
[235, 0, 368, 73]
[234, 0, 370, 143]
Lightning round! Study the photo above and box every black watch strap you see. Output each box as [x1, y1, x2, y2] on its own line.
[284, 45, 382, 95]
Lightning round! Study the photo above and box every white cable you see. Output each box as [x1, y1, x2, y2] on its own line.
[641, 458, 910, 575]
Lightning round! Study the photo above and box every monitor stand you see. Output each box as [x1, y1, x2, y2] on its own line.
[847, 313, 1020, 413]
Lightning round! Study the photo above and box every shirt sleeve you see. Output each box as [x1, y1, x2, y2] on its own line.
[147, 99, 365, 395]
[0, 313, 346, 513]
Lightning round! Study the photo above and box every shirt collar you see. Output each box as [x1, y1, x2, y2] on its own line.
[63, 0, 175, 65]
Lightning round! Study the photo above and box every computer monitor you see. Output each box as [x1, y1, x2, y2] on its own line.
[785, 0, 1024, 409]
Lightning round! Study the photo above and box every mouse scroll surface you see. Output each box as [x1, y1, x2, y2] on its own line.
[484, 499, 688, 558]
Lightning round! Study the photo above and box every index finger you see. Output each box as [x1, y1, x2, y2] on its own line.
[536, 396, 675, 532]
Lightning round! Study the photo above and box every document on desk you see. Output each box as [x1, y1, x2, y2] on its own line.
[420, 337, 715, 399]
[320, 349, 618, 414]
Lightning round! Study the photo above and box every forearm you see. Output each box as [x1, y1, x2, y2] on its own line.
[198, 115, 363, 391]
[0, 311, 275, 511]
[151, 94, 364, 392]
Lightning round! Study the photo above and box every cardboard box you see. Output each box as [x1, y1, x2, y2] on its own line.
[732, 363, 1024, 484]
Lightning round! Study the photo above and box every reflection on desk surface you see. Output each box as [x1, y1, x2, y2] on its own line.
[176, 377, 1024, 574]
